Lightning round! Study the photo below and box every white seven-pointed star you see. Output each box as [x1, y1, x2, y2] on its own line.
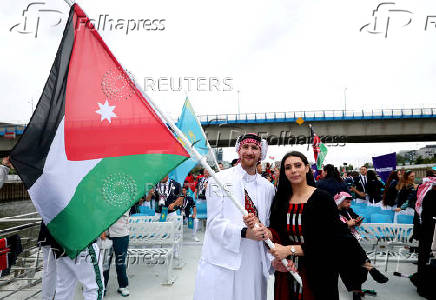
[96, 100, 117, 123]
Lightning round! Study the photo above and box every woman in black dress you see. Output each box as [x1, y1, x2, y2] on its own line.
[381, 170, 400, 209]
[269, 151, 385, 300]
[366, 170, 384, 206]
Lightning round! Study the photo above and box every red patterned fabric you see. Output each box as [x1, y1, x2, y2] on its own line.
[269, 227, 314, 300]
[244, 189, 258, 217]
[287, 203, 304, 245]
[0, 238, 9, 271]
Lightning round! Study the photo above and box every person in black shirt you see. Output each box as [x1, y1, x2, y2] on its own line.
[195, 169, 209, 201]
[316, 164, 348, 197]
[180, 186, 199, 242]
[334, 192, 388, 299]
[382, 170, 400, 208]
[353, 166, 369, 203]
[366, 170, 384, 206]
[145, 175, 183, 216]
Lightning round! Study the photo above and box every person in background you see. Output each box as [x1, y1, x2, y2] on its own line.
[349, 171, 361, 199]
[102, 211, 130, 297]
[38, 222, 58, 300]
[195, 169, 209, 202]
[366, 170, 384, 206]
[184, 171, 196, 194]
[256, 162, 263, 174]
[273, 166, 280, 189]
[218, 162, 225, 170]
[381, 170, 400, 210]
[411, 174, 436, 298]
[231, 158, 238, 167]
[315, 164, 348, 197]
[334, 192, 388, 300]
[145, 175, 184, 217]
[343, 172, 354, 187]
[181, 186, 199, 242]
[0, 157, 12, 190]
[394, 170, 417, 222]
[354, 166, 369, 204]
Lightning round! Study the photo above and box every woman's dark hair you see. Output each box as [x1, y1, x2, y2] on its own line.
[270, 151, 315, 235]
[323, 164, 335, 178]
[350, 171, 359, 178]
[382, 170, 399, 206]
[323, 164, 342, 183]
[334, 167, 343, 182]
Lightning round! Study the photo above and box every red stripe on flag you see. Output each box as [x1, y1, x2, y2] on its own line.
[64, 5, 188, 161]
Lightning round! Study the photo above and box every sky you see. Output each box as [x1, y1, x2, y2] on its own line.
[1, 0, 436, 167]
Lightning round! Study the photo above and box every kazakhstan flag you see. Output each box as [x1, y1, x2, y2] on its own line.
[169, 98, 210, 185]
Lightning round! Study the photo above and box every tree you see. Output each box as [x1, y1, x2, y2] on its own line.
[415, 156, 424, 164]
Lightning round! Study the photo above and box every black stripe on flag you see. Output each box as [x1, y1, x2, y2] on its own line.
[10, 5, 76, 190]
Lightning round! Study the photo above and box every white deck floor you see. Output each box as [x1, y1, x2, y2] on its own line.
[0, 226, 422, 300]
[82, 227, 422, 300]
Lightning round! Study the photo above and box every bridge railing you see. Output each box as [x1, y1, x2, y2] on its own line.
[198, 108, 436, 124]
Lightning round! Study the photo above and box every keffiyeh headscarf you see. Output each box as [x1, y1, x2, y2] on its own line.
[235, 133, 268, 161]
[415, 176, 436, 221]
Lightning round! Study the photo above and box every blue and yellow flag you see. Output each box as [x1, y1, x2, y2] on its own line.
[169, 98, 210, 185]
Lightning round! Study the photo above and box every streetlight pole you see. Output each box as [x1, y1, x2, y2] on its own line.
[344, 87, 347, 112]
[237, 90, 240, 115]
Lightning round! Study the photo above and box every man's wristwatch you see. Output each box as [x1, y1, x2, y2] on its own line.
[241, 227, 248, 238]
[289, 246, 296, 255]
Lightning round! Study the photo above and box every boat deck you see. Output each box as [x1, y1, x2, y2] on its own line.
[0, 227, 423, 300]
[90, 228, 422, 300]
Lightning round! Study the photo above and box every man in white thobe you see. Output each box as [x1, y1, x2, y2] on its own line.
[194, 133, 275, 300]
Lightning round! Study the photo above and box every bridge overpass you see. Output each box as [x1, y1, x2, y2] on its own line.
[1, 108, 435, 152]
[199, 108, 436, 148]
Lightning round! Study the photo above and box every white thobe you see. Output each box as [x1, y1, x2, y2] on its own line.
[194, 164, 275, 300]
[0, 165, 9, 190]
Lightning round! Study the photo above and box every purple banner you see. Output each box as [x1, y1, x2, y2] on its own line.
[372, 152, 397, 183]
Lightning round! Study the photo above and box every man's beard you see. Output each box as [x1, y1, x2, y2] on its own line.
[240, 156, 257, 169]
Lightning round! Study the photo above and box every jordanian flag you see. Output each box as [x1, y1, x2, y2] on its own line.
[10, 4, 188, 258]
[309, 124, 328, 170]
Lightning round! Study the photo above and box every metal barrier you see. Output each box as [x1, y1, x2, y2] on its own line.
[0, 183, 30, 202]
[0, 213, 43, 300]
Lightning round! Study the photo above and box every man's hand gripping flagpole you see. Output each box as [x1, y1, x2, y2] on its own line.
[138, 92, 303, 286]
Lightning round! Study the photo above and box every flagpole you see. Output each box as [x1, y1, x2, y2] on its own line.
[137, 87, 302, 285]
[207, 141, 221, 171]
[307, 123, 312, 151]
[63, 0, 74, 7]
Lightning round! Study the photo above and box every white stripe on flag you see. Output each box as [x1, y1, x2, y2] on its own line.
[29, 118, 101, 223]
